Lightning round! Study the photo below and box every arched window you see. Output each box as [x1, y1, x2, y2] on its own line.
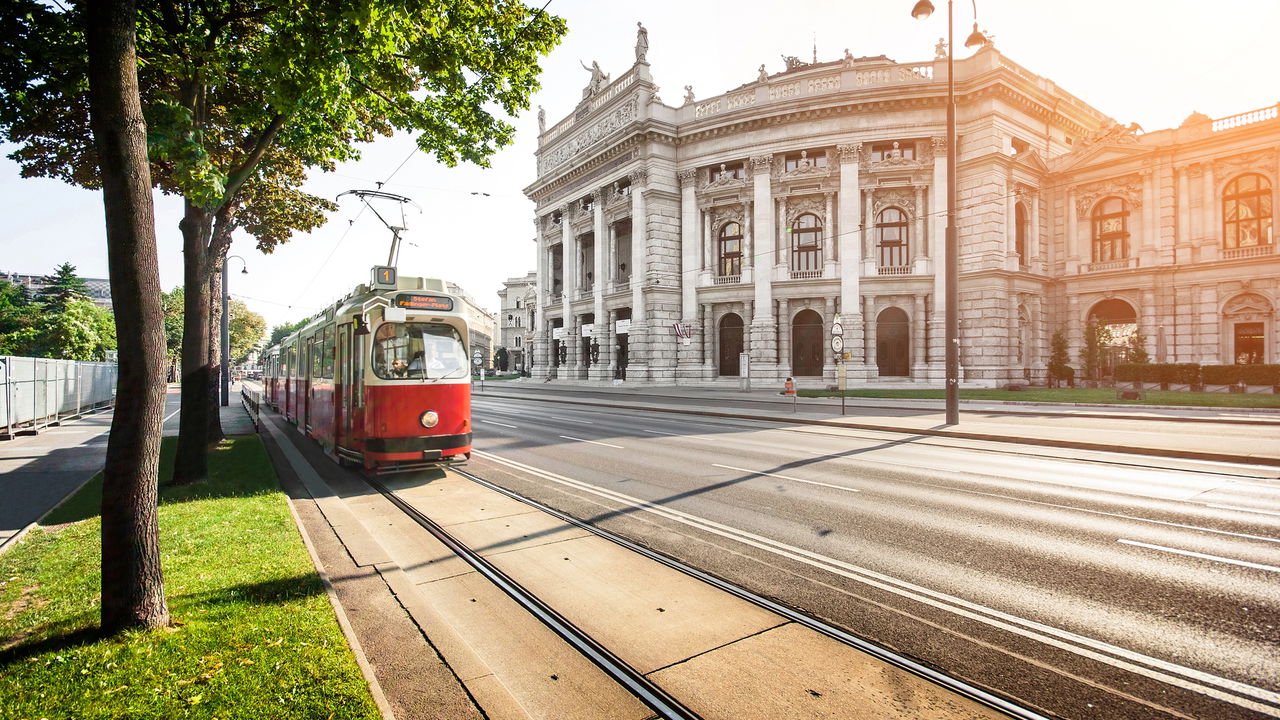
[790, 213, 822, 272]
[1091, 197, 1129, 263]
[1223, 173, 1273, 249]
[1015, 202, 1029, 265]
[876, 208, 909, 267]
[718, 222, 743, 277]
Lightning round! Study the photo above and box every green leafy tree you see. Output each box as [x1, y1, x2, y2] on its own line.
[228, 298, 267, 363]
[269, 318, 309, 347]
[3, 297, 116, 360]
[35, 262, 90, 313]
[1079, 320, 1110, 382]
[495, 347, 509, 372]
[1047, 327, 1073, 388]
[0, 278, 38, 343]
[1126, 332, 1150, 365]
[161, 286, 185, 364]
[1, 0, 566, 484]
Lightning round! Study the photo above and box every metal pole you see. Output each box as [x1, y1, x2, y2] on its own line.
[944, 0, 960, 425]
[221, 256, 230, 407]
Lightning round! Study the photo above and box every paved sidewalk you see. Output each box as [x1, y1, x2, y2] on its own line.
[475, 382, 1280, 467]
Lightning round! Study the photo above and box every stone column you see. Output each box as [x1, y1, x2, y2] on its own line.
[629, 169, 649, 381]
[1005, 180, 1017, 270]
[824, 191, 837, 276]
[864, 295, 877, 379]
[836, 144, 864, 377]
[1030, 294, 1044, 379]
[743, 199, 754, 283]
[701, 302, 713, 376]
[560, 203, 576, 377]
[591, 190, 609, 381]
[605, 308, 617, 380]
[703, 208, 713, 271]
[532, 217, 550, 376]
[1066, 188, 1080, 271]
[678, 168, 701, 380]
[913, 293, 928, 379]
[1030, 190, 1042, 272]
[750, 154, 777, 377]
[928, 137, 947, 378]
[914, 184, 927, 260]
[1201, 163, 1217, 261]
[862, 188, 875, 263]
[823, 296, 836, 382]
[777, 297, 790, 377]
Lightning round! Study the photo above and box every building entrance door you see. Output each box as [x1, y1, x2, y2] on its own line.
[719, 313, 744, 376]
[791, 309, 824, 376]
[1235, 322, 1264, 364]
[876, 307, 910, 376]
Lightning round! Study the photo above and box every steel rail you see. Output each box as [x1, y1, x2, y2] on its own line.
[453, 466, 1053, 720]
[360, 474, 704, 720]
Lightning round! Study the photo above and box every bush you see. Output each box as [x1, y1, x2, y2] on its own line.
[1239, 364, 1280, 386]
[1115, 363, 1142, 382]
[1201, 365, 1242, 385]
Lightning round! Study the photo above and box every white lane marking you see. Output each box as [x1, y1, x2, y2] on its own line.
[473, 405, 524, 416]
[547, 415, 595, 425]
[1118, 539, 1280, 574]
[1205, 503, 1280, 518]
[641, 429, 682, 437]
[558, 435, 624, 449]
[163, 408, 181, 423]
[712, 463, 860, 493]
[479, 420, 518, 429]
[475, 449, 1280, 715]
[0, 446, 53, 452]
[45, 430, 91, 435]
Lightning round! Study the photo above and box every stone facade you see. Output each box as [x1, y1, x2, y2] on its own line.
[496, 271, 537, 372]
[446, 282, 496, 369]
[525, 41, 1280, 386]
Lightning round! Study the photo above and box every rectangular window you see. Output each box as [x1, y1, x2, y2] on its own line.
[783, 152, 827, 172]
[1235, 322, 1264, 365]
[870, 142, 916, 162]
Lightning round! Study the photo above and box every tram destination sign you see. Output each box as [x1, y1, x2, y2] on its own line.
[394, 293, 454, 312]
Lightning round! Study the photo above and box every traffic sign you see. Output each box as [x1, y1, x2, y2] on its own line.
[471, 350, 483, 367]
[830, 336, 844, 353]
[830, 322, 843, 336]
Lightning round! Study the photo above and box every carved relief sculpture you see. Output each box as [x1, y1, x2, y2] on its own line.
[872, 187, 917, 217]
[1074, 174, 1144, 219]
[837, 143, 862, 163]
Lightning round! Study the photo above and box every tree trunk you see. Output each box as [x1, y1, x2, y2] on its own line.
[85, 0, 170, 634]
[172, 200, 212, 485]
[206, 264, 225, 442]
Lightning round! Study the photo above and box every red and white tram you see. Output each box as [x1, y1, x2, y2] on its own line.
[263, 275, 472, 471]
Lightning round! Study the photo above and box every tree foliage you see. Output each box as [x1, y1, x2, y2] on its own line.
[268, 318, 308, 347]
[228, 298, 266, 362]
[161, 286, 185, 363]
[1047, 327, 1073, 388]
[1079, 320, 1109, 381]
[35, 262, 91, 312]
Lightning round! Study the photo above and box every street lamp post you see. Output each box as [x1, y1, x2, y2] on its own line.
[221, 255, 248, 407]
[911, 0, 986, 425]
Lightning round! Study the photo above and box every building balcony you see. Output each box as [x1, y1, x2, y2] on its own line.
[712, 274, 741, 286]
[611, 279, 631, 293]
[1082, 258, 1137, 273]
[1223, 243, 1275, 260]
[876, 265, 913, 276]
[787, 269, 823, 280]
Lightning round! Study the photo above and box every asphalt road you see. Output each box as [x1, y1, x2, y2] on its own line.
[466, 395, 1280, 720]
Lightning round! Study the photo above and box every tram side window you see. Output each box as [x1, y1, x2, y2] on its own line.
[372, 322, 468, 380]
[322, 326, 334, 379]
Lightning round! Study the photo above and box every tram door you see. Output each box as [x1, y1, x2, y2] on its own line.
[304, 334, 315, 431]
[336, 324, 351, 450]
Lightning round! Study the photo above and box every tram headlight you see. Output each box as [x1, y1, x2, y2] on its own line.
[419, 410, 439, 428]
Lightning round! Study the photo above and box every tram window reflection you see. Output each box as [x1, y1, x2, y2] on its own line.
[372, 323, 467, 380]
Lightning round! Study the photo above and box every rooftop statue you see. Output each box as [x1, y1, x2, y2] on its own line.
[581, 60, 609, 97]
[635, 22, 648, 63]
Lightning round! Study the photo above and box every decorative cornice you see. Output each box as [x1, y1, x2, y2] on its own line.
[677, 168, 698, 186]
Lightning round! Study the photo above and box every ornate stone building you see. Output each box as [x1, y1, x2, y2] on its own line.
[524, 36, 1279, 386]
[496, 272, 537, 372]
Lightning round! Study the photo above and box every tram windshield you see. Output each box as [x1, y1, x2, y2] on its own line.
[372, 322, 468, 380]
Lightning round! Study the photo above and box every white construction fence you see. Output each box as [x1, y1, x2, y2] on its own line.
[1, 356, 117, 439]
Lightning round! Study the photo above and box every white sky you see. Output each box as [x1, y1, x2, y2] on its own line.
[2, 0, 1275, 332]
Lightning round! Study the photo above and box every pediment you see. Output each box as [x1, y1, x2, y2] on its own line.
[1055, 142, 1149, 174]
[1012, 148, 1049, 173]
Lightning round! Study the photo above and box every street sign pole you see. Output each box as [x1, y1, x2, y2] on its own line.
[472, 349, 484, 391]
[831, 314, 845, 416]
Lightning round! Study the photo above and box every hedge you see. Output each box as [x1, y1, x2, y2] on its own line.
[1114, 363, 1278, 386]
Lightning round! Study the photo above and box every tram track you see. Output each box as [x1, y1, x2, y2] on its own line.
[356, 460, 1048, 720]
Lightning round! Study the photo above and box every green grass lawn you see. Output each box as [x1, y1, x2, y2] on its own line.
[796, 387, 1280, 408]
[0, 436, 381, 720]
